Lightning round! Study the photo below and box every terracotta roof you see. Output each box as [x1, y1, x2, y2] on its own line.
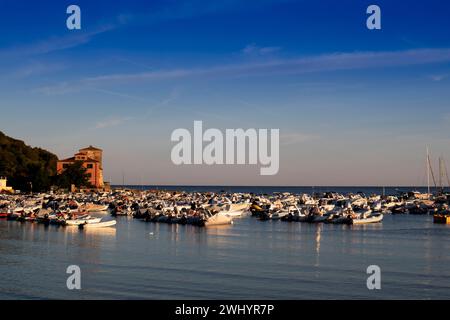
[58, 157, 99, 163]
[79, 145, 102, 151]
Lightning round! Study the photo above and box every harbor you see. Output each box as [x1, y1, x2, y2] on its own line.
[1, 0, 450, 304]
[1, 187, 449, 299]
[1, 186, 450, 227]
[1, 139, 450, 299]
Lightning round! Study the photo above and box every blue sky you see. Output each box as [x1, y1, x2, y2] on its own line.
[1, 0, 450, 186]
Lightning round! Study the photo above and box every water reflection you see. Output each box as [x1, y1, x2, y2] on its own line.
[315, 223, 322, 267]
[64, 225, 117, 237]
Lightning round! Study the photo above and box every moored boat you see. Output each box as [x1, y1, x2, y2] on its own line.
[78, 219, 117, 229]
[433, 214, 450, 224]
[203, 211, 233, 226]
[65, 217, 102, 226]
[351, 213, 383, 225]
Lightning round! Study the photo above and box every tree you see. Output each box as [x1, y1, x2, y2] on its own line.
[55, 161, 92, 189]
[0, 131, 58, 192]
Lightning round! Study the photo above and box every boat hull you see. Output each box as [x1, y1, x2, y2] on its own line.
[204, 213, 233, 226]
[65, 217, 102, 226]
[78, 220, 117, 229]
[351, 214, 383, 225]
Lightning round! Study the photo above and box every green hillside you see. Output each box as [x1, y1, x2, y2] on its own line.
[0, 131, 58, 192]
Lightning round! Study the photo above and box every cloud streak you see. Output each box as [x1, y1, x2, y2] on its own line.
[242, 43, 281, 55]
[0, 24, 115, 58]
[84, 48, 450, 84]
[0, 0, 293, 59]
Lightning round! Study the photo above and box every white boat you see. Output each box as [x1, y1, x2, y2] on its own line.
[219, 209, 247, 218]
[351, 214, 383, 225]
[351, 197, 367, 207]
[204, 212, 233, 226]
[210, 202, 249, 218]
[227, 202, 250, 212]
[78, 219, 117, 229]
[65, 217, 102, 226]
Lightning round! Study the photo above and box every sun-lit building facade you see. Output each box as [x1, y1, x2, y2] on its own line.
[57, 146, 104, 189]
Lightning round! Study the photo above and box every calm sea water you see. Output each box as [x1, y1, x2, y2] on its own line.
[117, 185, 436, 195]
[1, 213, 449, 299]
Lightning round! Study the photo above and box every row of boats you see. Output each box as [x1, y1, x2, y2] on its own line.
[0, 201, 116, 229]
[2, 189, 449, 228]
[116, 189, 450, 225]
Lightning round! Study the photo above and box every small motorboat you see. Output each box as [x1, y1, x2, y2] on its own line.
[249, 203, 270, 218]
[203, 211, 233, 226]
[433, 213, 450, 224]
[65, 217, 102, 226]
[351, 213, 383, 225]
[78, 219, 117, 229]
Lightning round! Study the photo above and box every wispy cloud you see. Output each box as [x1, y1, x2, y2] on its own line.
[5, 0, 294, 57]
[0, 24, 115, 58]
[145, 88, 181, 117]
[95, 116, 133, 129]
[242, 43, 281, 55]
[84, 48, 450, 84]
[0, 0, 292, 60]
[91, 88, 152, 103]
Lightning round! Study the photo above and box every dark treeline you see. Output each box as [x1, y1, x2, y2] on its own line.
[0, 131, 91, 192]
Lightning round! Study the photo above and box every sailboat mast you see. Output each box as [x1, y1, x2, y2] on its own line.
[443, 158, 450, 191]
[427, 146, 430, 198]
[427, 147, 437, 194]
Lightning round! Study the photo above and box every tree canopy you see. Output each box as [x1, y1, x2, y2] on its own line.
[0, 131, 57, 192]
[0, 131, 91, 192]
[54, 161, 92, 189]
